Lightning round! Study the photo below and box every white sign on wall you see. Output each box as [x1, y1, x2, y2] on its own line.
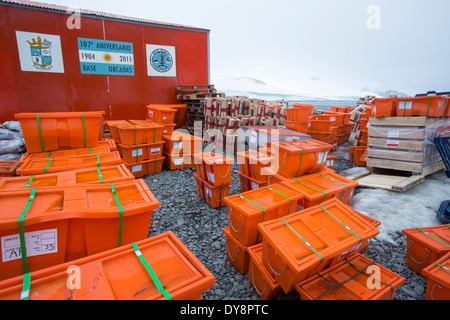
[16, 31, 65, 73]
[146, 44, 176, 77]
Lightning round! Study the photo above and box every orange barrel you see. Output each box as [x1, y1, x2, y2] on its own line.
[258, 198, 380, 293]
[285, 121, 309, 134]
[0, 161, 18, 177]
[422, 251, 450, 300]
[116, 123, 164, 146]
[371, 97, 397, 117]
[146, 106, 177, 124]
[202, 153, 234, 186]
[16, 152, 122, 176]
[105, 120, 131, 143]
[280, 171, 358, 208]
[224, 184, 304, 247]
[119, 141, 164, 163]
[237, 171, 268, 192]
[402, 225, 450, 274]
[15, 112, 103, 154]
[164, 153, 194, 170]
[0, 164, 134, 190]
[0, 231, 214, 300]
[263, 139, 333, 178]
[247, 243, 284, 300]
[0, 180, 160, 281]
[121, 157, 164, 178]
[223, 227, 251, 275]
[295, 253, 405, 300]
[203, 178, 231, 208]
[163, 132, 203, 156]
[20, 146, 110, 165]
[286, 104, 314, 122]
[193, 172, 206, 200]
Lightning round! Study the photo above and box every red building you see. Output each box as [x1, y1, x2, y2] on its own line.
[0, 0, 210, 122]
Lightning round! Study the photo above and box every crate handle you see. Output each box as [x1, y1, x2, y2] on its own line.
[407, 240, 430, 265]
[226, 240, 240, 262]
[264, 242, 287, 276]
[430, 284, 444, 301]
[229, 213, 243, 233]
[250, 261, 268, 296]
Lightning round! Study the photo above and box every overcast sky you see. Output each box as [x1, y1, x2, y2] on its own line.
[32, 0, 450, 96]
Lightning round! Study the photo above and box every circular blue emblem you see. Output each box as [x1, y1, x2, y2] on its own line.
[150, 48, 173, 73]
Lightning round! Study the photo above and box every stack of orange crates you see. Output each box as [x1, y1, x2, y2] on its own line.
[163, 131, 203, 170]
[236, 150, 275, 192]
[146, 104, 182, 134]
[371, 95, 449, 118]
[284, 104, 314, 134]
[349, 105, 372, 166]
[193, 152, 233, 208]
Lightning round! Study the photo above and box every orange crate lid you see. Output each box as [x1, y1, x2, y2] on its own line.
[257, 198, 380, 272]
[422, 251, 450, 289]
[266, 139, 333, 155]
[402, 225, 450, 254]
[0, 231, 214, 300]
[295, 253, 405, 300]
[0, 161, 18, 176]
[224, 183, 303, 218]
[23, 146, 110, 161]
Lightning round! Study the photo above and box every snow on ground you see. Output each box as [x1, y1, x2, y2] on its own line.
[347, 170, 449, 244]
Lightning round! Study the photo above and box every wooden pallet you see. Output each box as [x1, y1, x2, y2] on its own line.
[177, 84, 215, 94]
[177, 92, 225, 100]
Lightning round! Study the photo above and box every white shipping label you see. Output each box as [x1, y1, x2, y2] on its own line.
[173, 142, 183, 149]
[326, 160, 334, 167]
[132, 149, 143, 157]
[317, 152, 328, 164]
[292, 136, 300, 140]
[2, 229, 58, 262]
[132, 164, 142, 173]
[207, 171, 215, 183]
[150, 147, 161, 155]
[398, 101, 412, 109]
[206, 187, 212, 197]
[251, 181, 259, 190]
[338, 242, 363, 261]
[387, 130, 400, 138]
[174, 158, 184, 166]
[330, 117, 336, 121]
[386, 140, 399, 148]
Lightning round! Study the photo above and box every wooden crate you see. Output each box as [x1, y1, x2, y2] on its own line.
[366, 116, 447, 175]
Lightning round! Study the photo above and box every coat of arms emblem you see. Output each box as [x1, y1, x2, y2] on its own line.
[27, 36, 53, 70]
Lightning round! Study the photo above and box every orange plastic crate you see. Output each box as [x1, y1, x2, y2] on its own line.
[295, 253, 404, 300]
[129, 120, 177, 136]
[307, 130, 337, 143]
[285, 120, 309, 134]
[15, 112, 103, 153]
[280, 171, 358, 208]
[237, 151, 274, 183]
[395, 96, 448, 117]
[0, 161, 18, 177]
[325, 155, 337, 170]
[371, 97, 397, 117]
[98, 139, 117, 151]
[224, 184, 304, 247]
[321, 111, 348, 126]
[263, 139, 333, 178]
[193, 172, 206, 200]
[349, 146, 367, 167]
[164, 153, 194, 171]
[163, 132, 203, 156]
[402, 224, 450, 274]
[223, 227, 251, 275]
[0, 231, 214, 300]
[121, 157, 164, 178]
[201, 153, 234, 186]
[19, 146, 111, 165]
[119, 141, 164, 163]
[0, 180, 160, 281]
[258, 198, 380, 293]
[285, 104, 314, 122]
[238, 171, 268, 192]
[202, 176, 231, 208]
[422, 251, 450, 300]
[0, 164, 134, 190]
[247, 243, 284, 300]
[117, 123, 164, 146]
[16, 152, 122, 176]
[146, 105, 177, 124]
[308, 117, 334, 132]
[105, 120, 131, 143]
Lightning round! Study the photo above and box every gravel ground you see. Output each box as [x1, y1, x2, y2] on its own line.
[143, 138, 429, 301]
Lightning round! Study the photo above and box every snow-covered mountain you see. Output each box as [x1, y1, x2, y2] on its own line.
[212, 77, 408, 101]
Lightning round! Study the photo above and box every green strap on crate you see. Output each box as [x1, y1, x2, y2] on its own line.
[316, 147, 327, 173]
[25, 176, 34, 189]
[96, 167, 104, 183]
[136, 145, 139, 162]
[317, 172, 349, 202]
[18, 188, 37, 275]
[403, 97, 407, 117]
[89, 148, 92, 155]
[134, 127, 137, 145]
[82, 113, 87, 148]
[110, 183, 123, 247]
[97, 153, 100, 167]
[154, 157, 158, 174]
[280, 217, 323, 262]
[265, 186, 293, 215]
[426, 95, 431, 117]
[417, 228, 450, 247]
[36, 114, 45, 152]
[294, 178, 327, 203]
[131, 242, 172, 300]
[238, 194, 266, 242]
[20, 273, 31, 301]
[318, 204, 362, 242]
[44, 152, 50, 159]
[434, 262, 450, 272]
[43, 158, 53, 174]
[280, 141, 304, 177]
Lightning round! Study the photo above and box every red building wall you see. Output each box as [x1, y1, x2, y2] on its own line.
[0, 3, 209, 122]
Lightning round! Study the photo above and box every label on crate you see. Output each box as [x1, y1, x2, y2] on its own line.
[387, 130, 400, 138]
[132, 164, 142, 173]
[150, 147, 161, 155]
[330, 117, 336, 121]
[251, 181, 260, 190]
[206, 187, 212, 198]
[207, 172, 215, 184]
[173, 141, 183, 149]
[132, 148, 143, 157]
[174, 158, 184, 166]
[398, 101, 412, 109]
[386, 140, 399, 148]
[326, 159, 334, 167]
[337, 241, 363, 261]
[1, 229, 58, 263]
[317, 152, 328, 164]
